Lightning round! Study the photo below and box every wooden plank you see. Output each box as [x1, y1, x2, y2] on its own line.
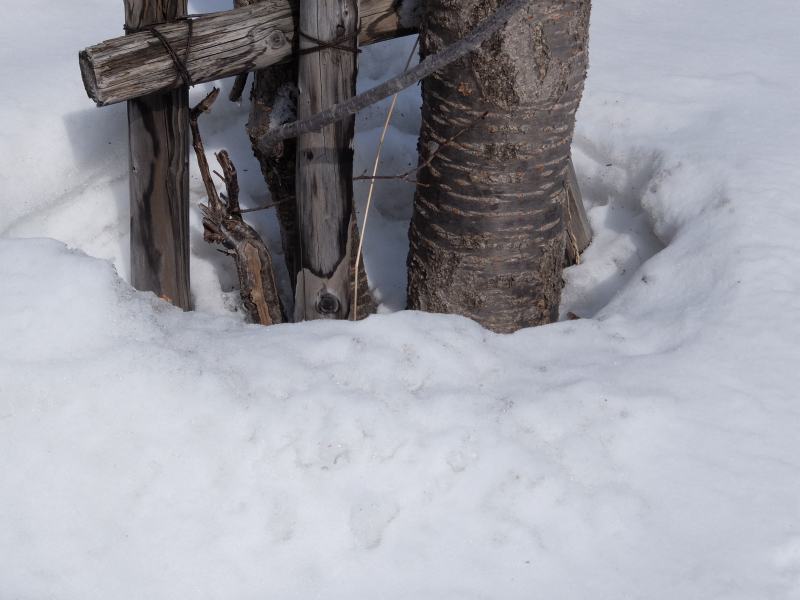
[80, 0, 419, 107]
[293, 0, 359, 321]
[126, 0, 191, 309]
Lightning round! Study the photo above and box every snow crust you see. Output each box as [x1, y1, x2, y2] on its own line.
[1, 1, 800, 598]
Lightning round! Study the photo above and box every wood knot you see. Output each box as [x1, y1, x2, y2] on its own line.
[316, 292, 341, 316]
[267, 30, 288, 50]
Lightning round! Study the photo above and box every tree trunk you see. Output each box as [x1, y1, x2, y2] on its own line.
[125, 0, 191, 310]
[407, 0, 590, 333]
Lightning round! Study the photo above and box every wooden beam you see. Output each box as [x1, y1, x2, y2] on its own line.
[292, 0, 359, 321]
[80, 0, 418, 107]
[126, 0, 191, 310]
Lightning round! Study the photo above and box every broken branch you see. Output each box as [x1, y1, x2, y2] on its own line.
[189, 88, 285, 325]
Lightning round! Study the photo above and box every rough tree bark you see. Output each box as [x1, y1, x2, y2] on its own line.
[407, 0, 591, 333]
[125, 0, 191, 310]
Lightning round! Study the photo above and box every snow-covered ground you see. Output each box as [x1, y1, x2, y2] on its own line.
[2, 1, 800, 598]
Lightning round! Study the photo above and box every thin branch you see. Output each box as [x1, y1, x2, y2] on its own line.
[352, 37, 419, 321]
[189, 87, 222, 207]
[257, 0, 530, 149]
[240, 199, 288, 214]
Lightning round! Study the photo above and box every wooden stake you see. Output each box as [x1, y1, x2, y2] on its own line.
[125, 0, 191, 310]
[293, 0, 359, 321]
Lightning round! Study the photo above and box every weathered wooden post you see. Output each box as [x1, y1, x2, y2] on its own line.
[125, 0, 191, 309]
[293, 0, 360, 320]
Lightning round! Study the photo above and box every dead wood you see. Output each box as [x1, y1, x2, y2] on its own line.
[80, 0, 419, 106]
[564, 158, 592, 266]
[190, 88, 285, 325]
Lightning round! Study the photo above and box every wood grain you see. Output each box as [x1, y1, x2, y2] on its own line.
[293, 0, 360, 321]
[81, 0, 418, 106]
[126, 0, 191, 310]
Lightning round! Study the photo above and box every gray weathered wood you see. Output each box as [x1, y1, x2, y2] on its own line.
[293, 0, 359, 321]
[126, 0, 191, 310]
[190, 89, 284, 324]
[246, 49, 376, 320]
[80, 0, 418, 107]
[564, 158, 592, 265]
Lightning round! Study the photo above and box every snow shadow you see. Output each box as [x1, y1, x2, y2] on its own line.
[561, 139, 667, 318]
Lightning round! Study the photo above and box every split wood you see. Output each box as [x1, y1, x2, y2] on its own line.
[189, 88, 284, 325]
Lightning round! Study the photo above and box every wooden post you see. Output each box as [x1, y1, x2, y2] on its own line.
[125, 0, 191, 310]
[293, 0, 359, 321]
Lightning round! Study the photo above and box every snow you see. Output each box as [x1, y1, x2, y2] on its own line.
[2, 1, 800, 599]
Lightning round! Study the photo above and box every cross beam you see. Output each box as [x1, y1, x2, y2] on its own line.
[80, 0, 419, 106]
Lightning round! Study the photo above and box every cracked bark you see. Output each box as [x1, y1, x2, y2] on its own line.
[407, 0, 591, 333]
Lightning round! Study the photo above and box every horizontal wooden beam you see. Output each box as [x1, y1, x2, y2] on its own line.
[80, 0, 419, 106]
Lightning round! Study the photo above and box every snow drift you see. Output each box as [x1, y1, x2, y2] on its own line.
[1, 0, 799, 598]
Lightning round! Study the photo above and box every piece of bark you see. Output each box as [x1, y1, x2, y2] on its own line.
[258, 0, 529, 150]
[190, 89, 284, 325]
[80, 0, 419, 107]
[125, 0, 191, 310]
[564, 157, 592, 266]
[247, 63, 301, 292]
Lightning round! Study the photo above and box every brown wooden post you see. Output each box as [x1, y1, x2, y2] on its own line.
[125, 0, 191, 309]
[293, 0, 359, 320]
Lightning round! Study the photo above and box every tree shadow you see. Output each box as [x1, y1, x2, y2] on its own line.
[561, 138, 667, 319]
[42, 105, 133, 278]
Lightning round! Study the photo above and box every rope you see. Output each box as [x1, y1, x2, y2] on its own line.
[296, 28, 361, 56]
[121, 18, 359, 88]
[124, 17, 195, 87]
